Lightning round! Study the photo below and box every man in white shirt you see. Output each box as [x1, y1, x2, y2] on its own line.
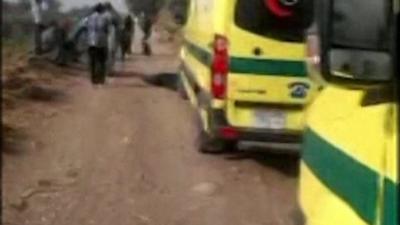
[29, 0, 49, 54]
[78, 3, 111, 85]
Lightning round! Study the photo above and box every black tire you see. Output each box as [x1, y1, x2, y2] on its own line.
[197, 130, 237, 154]
[195, 116, 237, 154]
[224, 140, 238, 152]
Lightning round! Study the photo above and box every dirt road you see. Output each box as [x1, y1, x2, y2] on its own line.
[2, 40, 301, 225]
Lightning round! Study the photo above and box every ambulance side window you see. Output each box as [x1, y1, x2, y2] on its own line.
[329, 0, 393, 81]
[332, 0, 390, 50]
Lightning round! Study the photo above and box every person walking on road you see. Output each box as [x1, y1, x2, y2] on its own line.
[54, 18, 73, 66]
[120, 15, 134, 61]
[141, 13, 155, 56]
[29, 0, 49, 55]
[104, 2, 121, 76]
[76, 3, 111, 85]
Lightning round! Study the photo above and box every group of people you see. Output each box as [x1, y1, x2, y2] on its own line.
[30, 1, 156, 86]
[73, 2, 139, 85]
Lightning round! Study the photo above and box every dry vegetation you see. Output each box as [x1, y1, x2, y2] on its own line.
[2, 44, 77, 154]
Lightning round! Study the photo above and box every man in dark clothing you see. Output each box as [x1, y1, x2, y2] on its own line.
[120, 15, 134, 61]
[125, 15, 134, 54]
[54, 19, 73, 66]
[88, 47, 108, 84]
[141, 14, 154, 56]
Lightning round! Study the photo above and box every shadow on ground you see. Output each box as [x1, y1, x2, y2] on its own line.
[2, 125, 30, 155]
[21, 85, 68, 103]
[142, 73, 179, 91]
[112, 72, 180, 91]
[224, 150, 300, 177]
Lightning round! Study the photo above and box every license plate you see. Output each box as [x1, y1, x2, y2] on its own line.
[254, 109, 286, 129]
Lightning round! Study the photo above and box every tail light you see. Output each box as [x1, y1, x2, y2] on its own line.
[211, 35, 229, 99]
[306, 33, 321, 72]
[219, 126, 239, 140]
[265, 0, 299, 18]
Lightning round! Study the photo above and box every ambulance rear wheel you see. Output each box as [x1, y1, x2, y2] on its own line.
[197, 129, 237, 154]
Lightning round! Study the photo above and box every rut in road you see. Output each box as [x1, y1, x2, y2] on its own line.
[3, 51, 300, 225]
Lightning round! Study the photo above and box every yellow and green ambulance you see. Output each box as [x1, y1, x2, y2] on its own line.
[179, 0, 317, 153]
[299, 0, 399, 225]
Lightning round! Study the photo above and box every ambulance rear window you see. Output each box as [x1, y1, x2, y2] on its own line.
[234, 0, 313, 42]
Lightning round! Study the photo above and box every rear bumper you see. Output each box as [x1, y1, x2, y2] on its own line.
[237, 128, 302, 143]
[208, 109, 302, 143]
